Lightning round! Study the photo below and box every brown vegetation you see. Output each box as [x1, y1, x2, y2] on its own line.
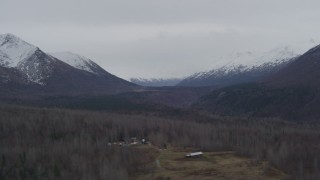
[134, 146, 287, 180]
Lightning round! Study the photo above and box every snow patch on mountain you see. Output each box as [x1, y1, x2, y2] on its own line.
[0, 33, 37, 67]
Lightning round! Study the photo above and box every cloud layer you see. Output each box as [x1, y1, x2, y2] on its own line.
[2, 0, 320, 79]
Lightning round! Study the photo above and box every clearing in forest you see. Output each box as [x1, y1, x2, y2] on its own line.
[132, 145, 287, 180]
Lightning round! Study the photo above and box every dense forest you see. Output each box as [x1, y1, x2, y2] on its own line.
[1, 105, 320, 179]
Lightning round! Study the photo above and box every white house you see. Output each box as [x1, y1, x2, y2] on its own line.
[185, 152, 203, 158]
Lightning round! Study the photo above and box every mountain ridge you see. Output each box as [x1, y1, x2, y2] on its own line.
[178, 42, 318, 87]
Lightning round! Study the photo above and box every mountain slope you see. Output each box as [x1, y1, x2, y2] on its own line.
[50, 52, 109, 76]
[265, 45, 320, 87]
[193, 83, 316, 120]
[0, 66, 31, 86]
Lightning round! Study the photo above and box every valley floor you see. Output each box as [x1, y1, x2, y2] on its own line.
[132, 145, 287, 180]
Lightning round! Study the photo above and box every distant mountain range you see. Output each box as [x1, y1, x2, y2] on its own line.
[130, 78, 182, 87]
[4, 33, 320, 120]
[0, 33, 138, 95]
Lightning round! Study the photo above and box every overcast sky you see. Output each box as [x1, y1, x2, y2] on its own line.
[1, 0, 320, 80]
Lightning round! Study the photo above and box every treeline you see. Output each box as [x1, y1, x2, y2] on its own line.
[1, 105, 320, 179]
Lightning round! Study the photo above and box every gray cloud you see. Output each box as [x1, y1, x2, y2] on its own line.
[1, 0, 320, 79]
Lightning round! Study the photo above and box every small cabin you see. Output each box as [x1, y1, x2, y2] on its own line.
[185, 152, 203, 158]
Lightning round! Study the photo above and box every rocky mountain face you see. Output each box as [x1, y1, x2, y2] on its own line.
[0, 33, 138, 95]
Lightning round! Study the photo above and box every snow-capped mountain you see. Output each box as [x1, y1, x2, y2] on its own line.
[130, 78, 182, 87]
[178, 42, 318, 87]
[0, 33, 138, 94]
[193, 43, 320, 120]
